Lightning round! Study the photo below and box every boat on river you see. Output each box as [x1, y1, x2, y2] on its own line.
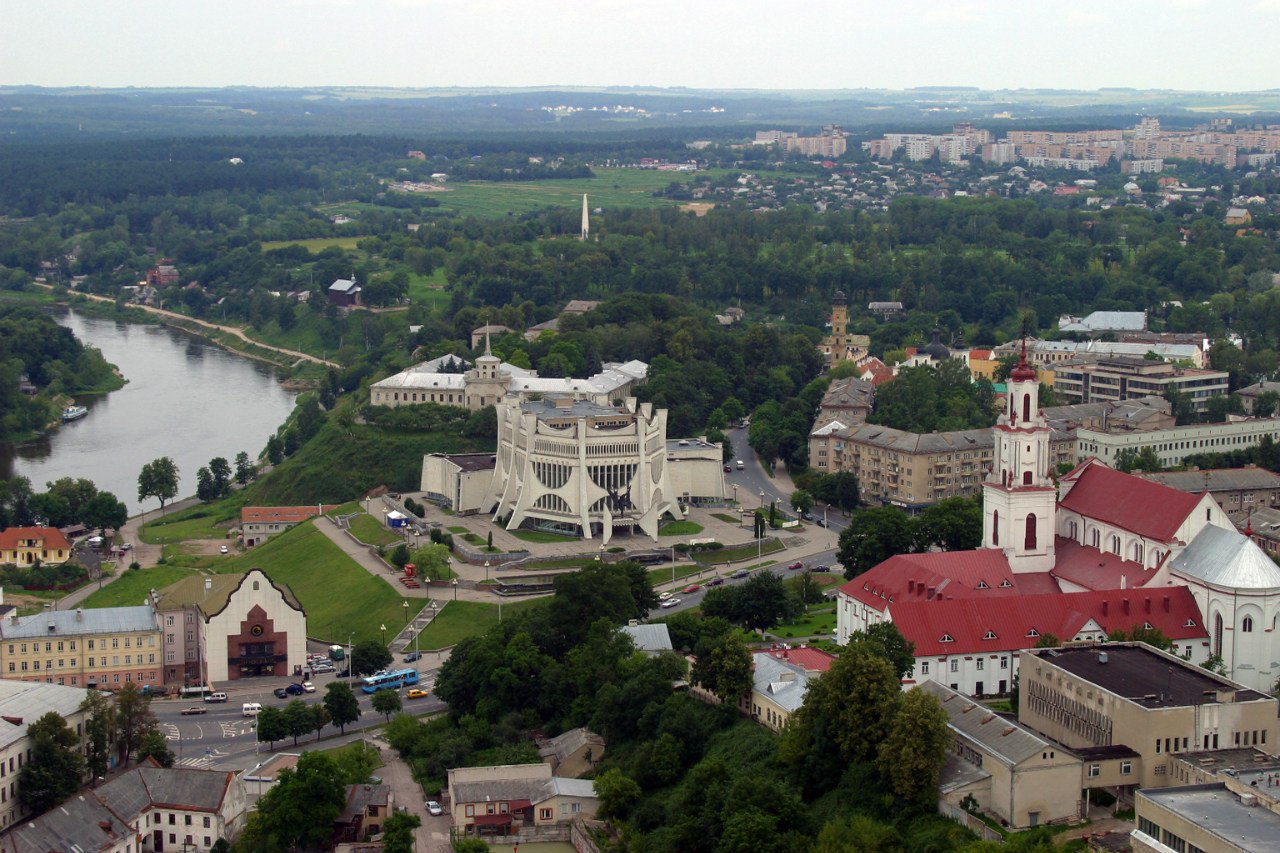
[60, 405, 88, 422]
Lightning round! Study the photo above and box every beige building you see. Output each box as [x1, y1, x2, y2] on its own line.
[240, 505, 336, 548]
[0, 606, 161, 691]
[420, 453, 496, 514]
[922, 682, 1086, 829]
[1140, 467, 1280, 519]
[1236, 380, 1280, 414]
[1075, 416, 1280, 470]
[0, 527, 71, 566]
[150, 570, 307, 685]
[486, 398, 674, 543]
[1018, 644, 1279, 790]
[0, 681, 91, 831]
[812, 376, 874, 431]
[1051, 357, 1228, 411]
[665, 438, 727, 506]
[1133, 783, 1280, 853]
[446, 764, 598, 838]
[737, 647, 835, 733]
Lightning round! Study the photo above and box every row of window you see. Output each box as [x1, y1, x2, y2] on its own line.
[5, 636, 156, 655]
[7, 654, 156, 671]
[918, 657, 1010, 676]
[1137, 816, 1206, 853]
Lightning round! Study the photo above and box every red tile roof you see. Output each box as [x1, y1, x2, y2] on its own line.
[1051, 537, 1161, 591]
[241, 505, 338, 525]
[836, 550, 1051, 612]
[890, 587, 1206, 657]
[1059, 460, 1203, 542]
[754, 647, 836, 674]
[0, 526, 71, 551]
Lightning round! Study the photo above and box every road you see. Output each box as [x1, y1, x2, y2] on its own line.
[725, 426, 851, 534]
[151, 668, 446, 771]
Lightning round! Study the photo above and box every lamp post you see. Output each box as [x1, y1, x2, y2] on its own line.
[758, 491, 766, 559]
[403, 600, 409, 631]
[451, 578, 458, 601]
[347, 632, 354, 678]
[484, 560, 490, 582]
[380, 624, 387, 647]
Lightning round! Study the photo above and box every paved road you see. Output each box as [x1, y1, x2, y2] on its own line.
[726, 426, 851, 534]
[654, 545, 841, 616]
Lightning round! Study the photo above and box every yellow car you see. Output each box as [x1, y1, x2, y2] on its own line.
[406, 688, 429, 699]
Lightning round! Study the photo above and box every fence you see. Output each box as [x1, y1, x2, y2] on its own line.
[938, 801, 1005, 843]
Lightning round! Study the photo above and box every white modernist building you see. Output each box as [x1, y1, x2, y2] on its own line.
[485, 397, 675, 544]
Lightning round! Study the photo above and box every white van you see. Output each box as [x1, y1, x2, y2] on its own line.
[204, 691, 228, 704]
[736, 460, 744, 470]
[242, 702, 262, 717]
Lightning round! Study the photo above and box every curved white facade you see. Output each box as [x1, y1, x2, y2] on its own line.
[486, 398, 674, 544]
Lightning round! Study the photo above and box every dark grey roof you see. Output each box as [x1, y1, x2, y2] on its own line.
[0, 605, 156, 639]
[917, 682, 1056, 766]
[5, 792, 131, 853]
[619, 624, 672, 652]
[1143, 468, 1280, 494]
[1238, 381, 1280, 397]
[0, 681, 93, 750]
[1139, 784, 1280, 850]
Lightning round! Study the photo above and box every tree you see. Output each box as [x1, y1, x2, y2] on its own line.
[114, 681, 157, 766]
[240, 751, 347, 852]
[736, 570, 800, 632]
[80, 690, 115, 784]
[594, 767, 642, 820]
[877, 688, 950, 803]
[265, 434, 284, 465]
[135, 728, 175, 768]
[1253, 390, 1280, 419]
[691, 632, 753, 702]
[310, 704, 332, 741]
[284, 700, 313, 746]
[838, 507, 917, 579]
[137, 456, 179, 513]
[408, 542, 452, 580]
[234, 450, 254, 485]
[332, 741, 379, 783]
[324, 682, 361, 734]
[81, 490, 127, 533]
[848, 622, 917, 680]
[1115, 445, 1163, 473]
[195, 466, 217, 502]
[916, 497, 982, 551]
[790, 489, 814, 516]
[382, 811, 422, 853]
[815, 815, 903, 853]
[372, 688, 402, 721]
[209, 456, 232, 496]
[351, 640, 393, 677]
[256, 706, 288, 751]
[17, 712, 85, 814]
[548, 561, 647, 652]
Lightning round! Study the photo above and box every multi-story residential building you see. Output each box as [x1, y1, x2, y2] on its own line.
[486, 398, 675, 543]
[446, 764, 598, 838]
[737, 647, 835, 733]
[1050, 357, 1228, 411]
[999, 338, 1205, 369]
[0, 606, 161, 690]
[151, 570, 306, 685]
[1139, 467, 1280, 519]
[240, 505, 336, 548]
[1074, 416, 1280, 469]
[0, 527, 71, 566]
[1133, 783, 1280, 853]
[1235, 380, 1280, 414]
[811, 376, 874, 431]
[1017, 643, 1279, 790]
[1245, 505, 1280, 558]
[923, 682, 1086, 829]
[0, 680, 91, 831]
[4, 762, 248, 853]
[1122, 158, 1164, 174]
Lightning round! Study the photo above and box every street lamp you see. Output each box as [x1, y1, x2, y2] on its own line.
[758, 491, 766, 559]
[403, 600, 409, 630]
[347, 633, 354, 677]
[380, 624, 387, 647]
[451, 578, 458, 601]
[484, 560, 490, 582]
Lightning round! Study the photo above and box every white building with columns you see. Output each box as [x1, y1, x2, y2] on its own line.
[837, 342, 1280, 693]
[485, 397, 675, 544]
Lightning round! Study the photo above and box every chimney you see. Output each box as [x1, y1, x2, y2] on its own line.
[1122, 598, 1130, 615]
[1099, 652, 1108, 664]
[205, 577, 213, 593]
[1144, 597, 1151, 614]
[76, 608, 83, 622]
[1163, 595, 1170, 612]
[908, 580, 916, 593]
[1101, 600, 1109, 616]
[927, 586, 936, 600]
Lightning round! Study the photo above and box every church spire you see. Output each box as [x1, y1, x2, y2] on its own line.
[485, 324, 492, 356]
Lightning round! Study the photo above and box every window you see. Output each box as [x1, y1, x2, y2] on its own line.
[976, 659, 984, 671]
[920, 662, 930, 675]
[1243, 616, 1254, 633]
[940, 634, 954, 643]
[1087, 764, 1100, 778]
[1000, 657, 1008, 669]
[992, 510, 999, 546]
[983, 630, 997, 640]
[465, 805, 474, 817]
[1121, 760, 1132, 775]
[202, 817, 211, 828]
[539, 807, 553, 820]
[949, 660, 958, 673]
[1026, 628, 1040, 638]
[1024, 513, 1037, 550]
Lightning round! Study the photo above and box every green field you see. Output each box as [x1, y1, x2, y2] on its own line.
[511, 529, 579, 544]
[426, 168, 712, 218]
[774, 603, 838, 639]
[81, 565, 200, 608]
[692, 539, 784, 563]
[414, 599, 547, 649]
[407, 270, 450, 308]
[259, 237, 364, 253]
[658, 520, 704, 537]
[140, 502, 240, 544]
[645, 564, 705, 588]
[218, 521, 409, 644]
[347, 513, 402, 547]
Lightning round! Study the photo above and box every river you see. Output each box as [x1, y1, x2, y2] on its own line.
[0, 308, 298, 514]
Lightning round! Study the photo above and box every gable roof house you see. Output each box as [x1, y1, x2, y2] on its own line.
[446, 764, 598, 838]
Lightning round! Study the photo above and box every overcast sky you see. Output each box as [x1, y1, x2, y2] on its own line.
[4, 0, 1278, 92]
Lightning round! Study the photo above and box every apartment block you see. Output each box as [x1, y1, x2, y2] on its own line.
[1050, 357, 1228, 412]
[0, 606, 162, 690]
[1075, 416, 1280, 469]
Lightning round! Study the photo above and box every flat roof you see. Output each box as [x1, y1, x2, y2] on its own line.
[1032, 644, 1268, 708]
[1140, 783, 1280, 850]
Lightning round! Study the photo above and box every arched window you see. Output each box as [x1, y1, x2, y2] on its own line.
[1022, 393, 1031, 423]
[1132, 542, 1144, 563]
[1207, 507, 1212, 521]
[1214, 613, 1223, 657]
[1024, 513, 1037, 550]
[1068, 520, 1078, 540]
[1023, 470, 1032, 485]
[992, 511, 999, 546]
[1243, 616, 1255, 633]
[1110, 534, 1121, 555]
[1090, 528, 1100, 548]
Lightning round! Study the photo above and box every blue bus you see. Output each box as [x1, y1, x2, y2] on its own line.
[360, 668, 420, 694]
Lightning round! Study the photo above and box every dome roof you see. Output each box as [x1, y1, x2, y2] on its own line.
[1170, 524, 1280, 590]
[923, 327, 951, 361]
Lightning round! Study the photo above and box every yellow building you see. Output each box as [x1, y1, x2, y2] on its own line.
[0, 605, 162, 690]
[0, 527, 72, 566]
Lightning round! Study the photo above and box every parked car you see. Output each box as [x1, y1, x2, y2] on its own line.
[219, 545, 229, 554]
[658, 591, 673, 601]
[204, 691, 228, 703]
[285, 683, 305, 695]
[407, 688, 429, 699]
[706, 577, 725, 586]
[731, 569, 749, 579]
[426, 801, 444, 817]
[682, 584, 701, 594]
[119, 542, 132, 551]
[812, 565, 832, 573]
[403, 651, 421, 663]
[660, 598, 681, 609]
[723, 465, 732, 473]
[179, 706, 207, 715]
[273, 687, 289, 699]
[787, 561, 804, 571]
[301, 681, 316, 693]
[815, 518, 827, 528]
[337, 669, 350, 678]
[314, 663, 335, 673]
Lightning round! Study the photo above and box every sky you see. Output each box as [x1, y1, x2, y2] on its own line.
[3, 0, 1279, 92]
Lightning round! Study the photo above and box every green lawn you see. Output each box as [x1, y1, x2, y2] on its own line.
[774, 603, 838, 639]
[259, 236, 364, 253]
[516, 557, 595, 570]
[425, 168, 719, 218]
[81, 565, 200, 608]
[692, 539, 784, 564]
[218, 521, 410, 645]
[646, 564, 704, 588]
[711, 513, 741, 525]
[511, 529, 579, 544]
[139, 505, 238, 544]
[446, 526, 469, 534]
[407, 270, 450, 308]
[658, 520, 704, 537]
[414, 599, 547, 649]
[347, 513, 402, 547]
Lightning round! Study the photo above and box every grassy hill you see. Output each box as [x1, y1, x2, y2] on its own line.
[218, 519, 409, 645]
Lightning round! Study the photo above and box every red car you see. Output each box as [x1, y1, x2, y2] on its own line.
[788, 561, 804, 571]
[682, 584, 702, 594]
